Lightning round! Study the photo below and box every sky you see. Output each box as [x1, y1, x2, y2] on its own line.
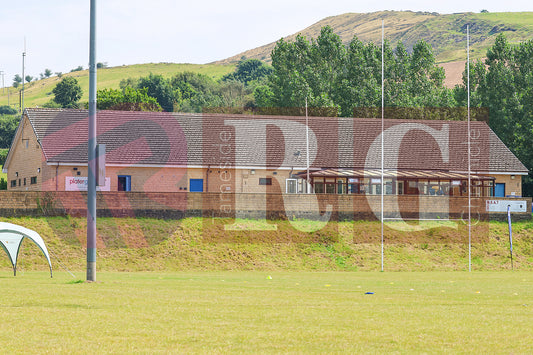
[0, 0, 532, 84]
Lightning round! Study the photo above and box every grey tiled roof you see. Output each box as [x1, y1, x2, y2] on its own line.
[23, 108, 527, 174]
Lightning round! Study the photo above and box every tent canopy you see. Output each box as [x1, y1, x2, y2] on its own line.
[0, 222, 52, 277]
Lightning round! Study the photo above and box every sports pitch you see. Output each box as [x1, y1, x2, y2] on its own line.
[0, 271, 531, 353]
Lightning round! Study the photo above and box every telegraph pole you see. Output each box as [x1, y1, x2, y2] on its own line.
[22, 44, 26, 113]
[87, 0, 98, 281]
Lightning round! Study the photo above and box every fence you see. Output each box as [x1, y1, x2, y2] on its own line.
[0, 191, 530, 221]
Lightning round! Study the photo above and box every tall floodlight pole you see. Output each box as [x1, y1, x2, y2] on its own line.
[380, 20, 385, 272]
[87, 0, 98, 281]
[467, 25, 472, 272]
[22, 45, 25, 113]
[305, 97, 310, 194]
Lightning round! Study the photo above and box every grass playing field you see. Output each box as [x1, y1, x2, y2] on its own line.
[1, 271, 531, 353]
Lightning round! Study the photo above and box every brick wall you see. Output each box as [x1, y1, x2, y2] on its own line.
[6, 116, 44, 191]
[0, 191, 529, 221]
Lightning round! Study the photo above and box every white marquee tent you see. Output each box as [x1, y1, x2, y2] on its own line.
[0, 222, 53, 277]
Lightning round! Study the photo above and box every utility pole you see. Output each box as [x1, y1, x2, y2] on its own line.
[22, 46, 26, 113]
[87, 0, 98, 281]
[0, 71, 4, 94]
[305, 97, 310, 194]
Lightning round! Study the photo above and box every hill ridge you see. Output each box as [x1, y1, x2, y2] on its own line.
[214, 10, 533, 65]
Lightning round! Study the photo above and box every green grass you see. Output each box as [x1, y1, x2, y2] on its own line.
[0, 271, 531, 353]
[0, 216, 532, 273]
[0, 62, 235, 109]
[0, 216, 531, 352]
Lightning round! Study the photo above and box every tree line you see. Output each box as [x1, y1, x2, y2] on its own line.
[20, 26, 533, 195]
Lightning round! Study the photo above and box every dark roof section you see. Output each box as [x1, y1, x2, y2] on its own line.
[24, 108, 527, 174]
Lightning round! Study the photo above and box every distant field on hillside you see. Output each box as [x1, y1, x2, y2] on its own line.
[0, 63, 235, 110]
[217, 11, 533, 65]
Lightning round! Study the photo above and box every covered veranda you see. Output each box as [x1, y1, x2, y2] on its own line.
[297, 169, 495, 197]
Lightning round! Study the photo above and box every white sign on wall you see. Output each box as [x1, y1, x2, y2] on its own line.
[485, 199, 527, 213]
[65, 177, 111, 191]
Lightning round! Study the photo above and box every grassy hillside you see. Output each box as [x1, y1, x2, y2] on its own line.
[1, 11, 532, 109]
[216, 11, 533, 64]
[2, 216, 532, 274]
[0, 63, 235, 110]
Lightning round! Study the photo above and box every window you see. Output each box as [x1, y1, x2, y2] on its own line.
[10, 180, 16, 188]
[118, 175, 131, 191]
[397, 181, 404, 195]
[259, 178, 272, 186]
[286, 179, 297, 193]
[385, 179, 393, 195]
[23, 178, 26, 186]
[336, 178, 346, 194]
[325, 183, 335, 194]
[314, 183, 324, 193]
[31, 176, 37, 185]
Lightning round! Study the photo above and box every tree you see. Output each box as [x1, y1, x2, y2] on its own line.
[44, 69, 52, 78]
[0, 105, 17, 115]
[119, 77, 138, 89]
[455, 34, 533, 196]
[269, 26, 455, 116]
[223, 59, 273, 86]
[97, 87, 162, 111]
[12, 74, 22, 88]
[0, 114, 19, 148]
[253, 85, 274, 107]
[25, 75, 33, 83]
[170, 72, 223, 112]
[42, 100, 62, 109]
[218, 81, 246, 107]
[137, 73, 180, 112]
[52, 76, 82, 108]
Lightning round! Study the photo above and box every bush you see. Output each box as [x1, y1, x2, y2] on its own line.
[42, 100, 63, 108]
[0, 116, 19, 148]
[0, 148, 9, 165]
[0, 106, 17, 115]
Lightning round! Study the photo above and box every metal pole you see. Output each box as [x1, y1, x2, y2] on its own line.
[507, 205, 514, 270]
[87, 0, 97, 281]
[381, 20, 385, 272]
[305, 97, 310, 194]
[0, 71, 4, 94]
[467, 25, 472, 272]
[22, 50, 25, 113]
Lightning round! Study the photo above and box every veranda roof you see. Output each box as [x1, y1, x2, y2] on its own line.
[297, 168, 495, 180]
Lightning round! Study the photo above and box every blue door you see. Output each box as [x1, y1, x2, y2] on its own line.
[495, 183, 505, 197]
[189, 179, 204, 192]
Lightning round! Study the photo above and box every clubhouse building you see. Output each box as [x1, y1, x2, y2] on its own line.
[3, 108, 528, 198]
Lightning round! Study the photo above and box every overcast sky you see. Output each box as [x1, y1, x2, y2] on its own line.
[0, 0, 532, 82]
